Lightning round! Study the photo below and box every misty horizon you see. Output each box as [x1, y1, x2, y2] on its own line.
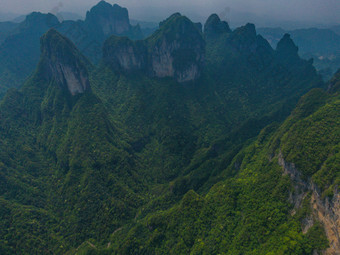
[0, 0, 339, 29]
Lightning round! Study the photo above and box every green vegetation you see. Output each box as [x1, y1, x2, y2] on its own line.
[0, 14, 338, 255]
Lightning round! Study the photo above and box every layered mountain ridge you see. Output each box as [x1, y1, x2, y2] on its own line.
[0, 4, 338, 255]
[103, 13, 205, 82]
[0, 1, 142, 99]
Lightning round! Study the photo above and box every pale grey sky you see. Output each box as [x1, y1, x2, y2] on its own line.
[0, 0, 339, 27]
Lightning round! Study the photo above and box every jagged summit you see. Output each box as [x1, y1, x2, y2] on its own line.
[232, 23, 257, 42]
[148, 13, 205, 82]
[39, 29, 90, 95]
[276, 33, 300, 64]
[85, 1, 131, 36]
[204, 14, 231, 38]
[276, 34, 298, 55]
[19, 12, 59, 31]
[103, 13, 205, 83]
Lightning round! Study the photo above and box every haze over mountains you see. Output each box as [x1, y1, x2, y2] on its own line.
[0, 1, 339, 254]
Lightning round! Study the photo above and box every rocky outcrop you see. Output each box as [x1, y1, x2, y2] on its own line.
[103, 36, 147, 71]
[276, 33, 300, 64]
[278, 152, 340, 255]
[85, 1, 130, 36]
[311, 184, 340, 255]
[103, 13, 205, 83]
[40, 29, 90, 95]
[204, 14, 231, 39]
[148, 13, 205, 82]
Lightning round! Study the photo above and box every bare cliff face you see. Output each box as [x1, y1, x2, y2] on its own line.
[148, 13, 205, 82]
[40, 29, 90, 95]
[278, 152, 340, 255]
[103, 13, 205, 83]
[103, 36, 147, 71]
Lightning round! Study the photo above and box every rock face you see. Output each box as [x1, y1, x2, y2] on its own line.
[103, 13, 205, 83]
[149, 13, 205, 82]
[40, 29, 90, 95]
[85, 1, 130, 36]
[204, 14, 231, 39]
[103, 36, 147, 71]
[278, 152, 340, 255]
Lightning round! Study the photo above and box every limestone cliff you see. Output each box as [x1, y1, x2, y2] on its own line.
[148, 13, 205, 82]
[40, 29, 90, 95]
[103, 13, 205, 83]
[103, 36, 147, 71]
[278, 152, 340, 255]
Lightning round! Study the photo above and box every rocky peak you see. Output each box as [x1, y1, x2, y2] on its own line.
[276, 34, 299, 62]
[103, 36, 147, 71]
[103, 13, 205, 83]
[39, 29, 90, 95]
[204, 14, 231, 39]
[148, 13, 205, 82]
[85, 1, 130, 36]
[276, 34, 298, 53]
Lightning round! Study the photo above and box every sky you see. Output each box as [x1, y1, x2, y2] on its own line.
[0, 0, 339, 28]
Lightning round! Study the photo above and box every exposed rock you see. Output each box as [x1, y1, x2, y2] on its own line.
[103, 36, 147, 71]
[103, 13, 205, 83]
[278, 152, 340, 255]
[148, 13, 205, 82]
[278, 152, 309, 213]
[40, 29, 90, 95]
[311, 184, 340, 255]
[204, 14, 231, 39]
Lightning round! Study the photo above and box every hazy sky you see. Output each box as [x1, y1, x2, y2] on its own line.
[0, 0, 339, 27]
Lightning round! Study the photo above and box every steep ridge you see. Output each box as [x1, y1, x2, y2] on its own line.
[39, 29, 91, 95]
[103, 13, 205, 82]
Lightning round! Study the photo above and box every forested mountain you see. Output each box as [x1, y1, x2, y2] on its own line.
[257, 27, 340, 80]
[0, 1, 142, 99]
[0, 4, 339, 255]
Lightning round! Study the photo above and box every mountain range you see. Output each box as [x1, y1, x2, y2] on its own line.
[0, 1, 339, 254]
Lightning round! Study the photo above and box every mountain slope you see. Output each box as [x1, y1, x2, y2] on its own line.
[0, 12, 334, 255]
[87, 70, 339, 255]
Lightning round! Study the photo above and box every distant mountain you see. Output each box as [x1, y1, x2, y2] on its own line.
[0, 1, 143, 99]
[57, 12, 83, 21]
[0, 12, 60, 99]
[330, 25, 340, 36]
[130, 19, 158, 37]
[258, 27, 340, 80]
